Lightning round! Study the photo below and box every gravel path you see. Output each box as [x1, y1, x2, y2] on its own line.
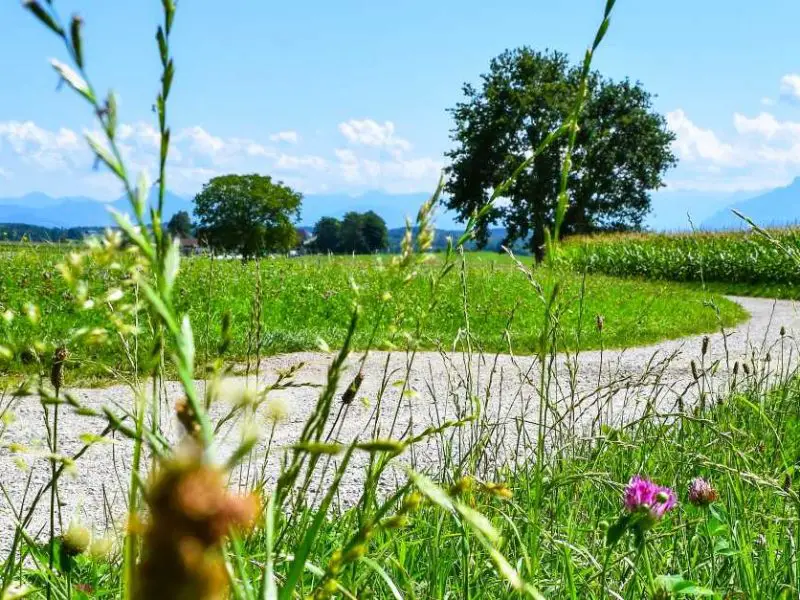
[1, 295, 798, 546]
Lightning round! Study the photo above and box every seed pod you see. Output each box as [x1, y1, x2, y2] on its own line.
[50, 346, 69, 392]
[340, 370, 364, 405]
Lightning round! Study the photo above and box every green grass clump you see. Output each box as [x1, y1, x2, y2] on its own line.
[562, 229, 800, 291]
[0, 245, 746, 382]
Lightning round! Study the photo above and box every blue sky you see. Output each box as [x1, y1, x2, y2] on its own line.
[1, 0, 800, 228]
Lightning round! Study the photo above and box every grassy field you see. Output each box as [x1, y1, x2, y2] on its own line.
[276, 362, 800, 598]
[561, 229, 800, 298]
[0, 243, 746, 382]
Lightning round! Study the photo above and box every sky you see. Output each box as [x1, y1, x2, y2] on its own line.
[1, 0, 800, 229]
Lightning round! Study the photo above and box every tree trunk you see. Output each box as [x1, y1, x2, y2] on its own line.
[531, 215, 547, 263]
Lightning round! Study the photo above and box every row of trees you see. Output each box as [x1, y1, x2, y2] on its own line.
[174, 49, 675, 260]
[312, 212, 388, 254]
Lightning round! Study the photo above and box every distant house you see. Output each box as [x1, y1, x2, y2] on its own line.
[179, 236, 201, 256]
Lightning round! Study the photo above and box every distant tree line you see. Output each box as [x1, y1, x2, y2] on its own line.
[312, 211, 389, 254]
[0, 224, 104, 243]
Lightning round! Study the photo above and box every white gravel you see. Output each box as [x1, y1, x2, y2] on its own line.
[1, 295, 798, 547]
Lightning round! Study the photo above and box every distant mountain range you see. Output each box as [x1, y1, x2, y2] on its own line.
[6, 178, 800, 235]
[701, 177, 800, 230]
[0, 190, 192, 228]
[0, 190, 461, 230]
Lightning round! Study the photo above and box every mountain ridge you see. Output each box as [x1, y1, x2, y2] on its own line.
[701, 177, 800, 230]
[0, 190, 462, 230]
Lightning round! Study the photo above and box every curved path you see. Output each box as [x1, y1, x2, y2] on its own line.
[1, 296, 798, 546]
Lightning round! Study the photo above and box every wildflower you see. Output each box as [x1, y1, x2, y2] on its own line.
[688, 477, 718, 507]
[61, 521, 91, 557]
[623, 476, 677, 528]
[263, 396, 289, 424]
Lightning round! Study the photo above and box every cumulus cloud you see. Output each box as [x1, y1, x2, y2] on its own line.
[333, 146, 441, 193]
[666, 110, 740, 167]
[0, 120, 85, 171]
[666, 107, 800, 193]
[269, 130, 300, 144]
[0, 117, 441, 198]
[733, 112, 800, 141]
[338, 119, 412, 154]
[780, 74, 800, 103]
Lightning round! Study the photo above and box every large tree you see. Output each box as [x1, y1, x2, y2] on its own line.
[166, 210, 193, 238]
[312, 216, 342, 253]
[360, 211, 389, 252]
[444, 48, 676, 260]
[338, 212, 366, 254]
[193, 174, 302, 258]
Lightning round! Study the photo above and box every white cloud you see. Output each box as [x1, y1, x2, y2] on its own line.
[733, 112, 800, 141]
[338, 119, 412, 154]
[0, 120, 86, 171]
[333, 147, 441, 193]
[177, 126, 225, 156]
[780, 74, 800, 103]
[118, 122, 161, 149]
[666, 109, 741, 166]
[665, 105, 800, 193]
[269, 130, 300, 144]
[275, 154, 327, 171]
[761, 97, 775, 107]
[0, 118, 441, 198]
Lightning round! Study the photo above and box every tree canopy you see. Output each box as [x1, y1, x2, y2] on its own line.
[193, 174, 302, 258]
[166, 210, 193, 238]
[444, 47, 677, 260]
[311, 212, 389, 254]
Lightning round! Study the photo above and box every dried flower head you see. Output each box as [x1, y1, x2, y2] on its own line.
[135, 443, 259, 600]
[687, 477, 718, 507]
[50, 346, 69, 392]
[623, 476, 677, 527]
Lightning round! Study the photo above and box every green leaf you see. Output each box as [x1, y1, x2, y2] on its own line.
[358, 557, 404, 600]
[654, 575, 717, 597]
